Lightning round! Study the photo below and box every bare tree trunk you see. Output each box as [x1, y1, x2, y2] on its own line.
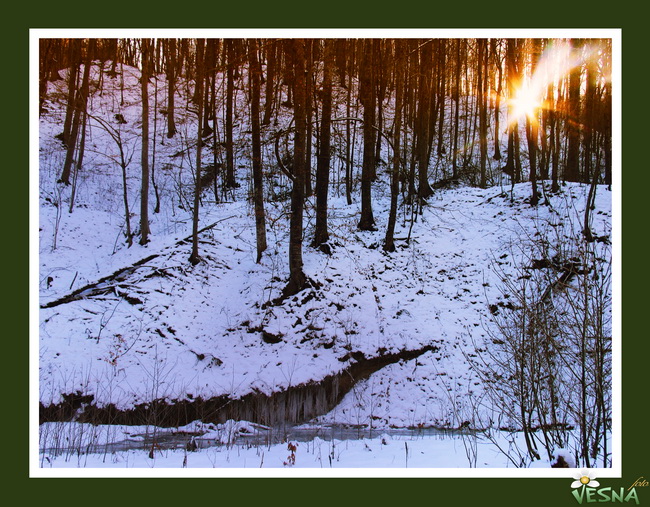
[582, 47, 601, 241]
[211, 52, 220, 203]
[60, 39, 91, 185]
[305, 40, 314, 197]
[345, 65, 353, 206]
[478, 39, 488, 189]
[68, 110, 87, 213]
[550, 100, 560, 192]
[166, 38, 177, 138]
[437, 40, 447, 159]
[503, 38, 520, 185]
[283, 39, 308, 297]
[224, 39, 237, 188]
[313, 39, 333, 248]
[492, 39, 503, 162]
[201, 41, 216, 139]
[262, 40, 276, 126]
[374, 40, 386, 171]
[140, 39, 151, 245]
[539, 80, 551, 181]
[189, 39, 205, 265]
[61, 39, 80, 147]
[527, 117, 539, 204]
[39, 39, 55, 115]
[384, 40, 404, 253]
[152, 61, 161, 214]
[118, 134, 133, 248]
[565, 39, 582, 183]
[249, 39, 267, 263]
[416, 40, 434, 200]
[452, 39, 461, 179]
[583, 44, 597, 185]
[527, 39, 541, 205]
[358, 39, 377, 231]
[603, 82, 612, 187]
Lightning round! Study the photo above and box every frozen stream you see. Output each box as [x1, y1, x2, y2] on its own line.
[39, 421, 470, 456]
[37, 420, 546, 469]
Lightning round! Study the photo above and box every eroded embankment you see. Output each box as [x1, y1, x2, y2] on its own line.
[39, 344, 437, 427]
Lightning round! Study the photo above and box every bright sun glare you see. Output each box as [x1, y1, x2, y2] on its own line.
[509, 84, 541, 123]
[506, 41, 598, 127]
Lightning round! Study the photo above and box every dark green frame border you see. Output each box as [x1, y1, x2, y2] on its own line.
[11, 2, 646, 506]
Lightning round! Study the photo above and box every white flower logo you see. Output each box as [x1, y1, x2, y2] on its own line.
[571, 469, 600, 489]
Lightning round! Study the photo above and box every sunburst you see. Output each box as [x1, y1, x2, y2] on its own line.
[506, 40, 599, 127]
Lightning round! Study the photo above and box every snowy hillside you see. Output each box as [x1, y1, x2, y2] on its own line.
[36, 53, 614, 469]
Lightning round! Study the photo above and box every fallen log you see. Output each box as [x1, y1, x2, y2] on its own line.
[40, 216, 236, 309]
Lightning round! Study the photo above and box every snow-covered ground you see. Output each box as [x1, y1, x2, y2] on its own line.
[34, 59, 615, 471]
[38, 419, 573, 473]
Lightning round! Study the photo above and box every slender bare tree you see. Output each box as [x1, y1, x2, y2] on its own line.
[283, 39, 308, 297]
[189, 38, 206, 265]
[313, 39, 333, 249]
[248, 39, 267, 263]
[140, 38, 152, 245]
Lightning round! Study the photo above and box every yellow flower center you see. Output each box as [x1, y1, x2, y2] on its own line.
[580, 476, 591, 485]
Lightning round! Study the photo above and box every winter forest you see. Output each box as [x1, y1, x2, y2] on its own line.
[36, 35, 616, 472]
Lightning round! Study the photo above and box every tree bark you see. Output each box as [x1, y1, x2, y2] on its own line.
[452, 39, 462, 179]
[345, 64, 353, 206]
[493, 39, 503, 162]
[436, 40, 447, 159]
[526, 39, 541, 205]
[249, 39, 267, 263]
[166, 38, 177, 138]
[503, 38, 520, 184]
[262, 40, 276, 126]
[478, 39, 488, 189]
[565, 39, 582, 183]
[59, 39, 91, 185]
[358, 39, 377, 231]
[61, 39, 80, 148]
[283, 39, 308, 297]
[384, 40, 404, 253]
[189, 39, 205, 265]
[416, 40, 434, 200]
[224, 39, 237, 188]
[313, 39, 333, 248]
[583, 42, 597, 185]
[305, 40, 314, 197]
[140, 39, 152, 245]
